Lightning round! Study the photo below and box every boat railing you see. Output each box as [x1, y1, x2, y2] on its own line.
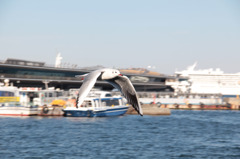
[0, 101, 38, 108]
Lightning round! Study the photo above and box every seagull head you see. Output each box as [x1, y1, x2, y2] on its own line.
[101, 69, 121, 80]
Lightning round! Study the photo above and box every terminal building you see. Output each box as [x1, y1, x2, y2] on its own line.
[0, 58, 174, 92]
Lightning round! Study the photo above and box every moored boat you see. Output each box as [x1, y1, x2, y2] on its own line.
[0, 81, 38, 116]
[63, 97, 129, 117]
[0, 102, 38, 116]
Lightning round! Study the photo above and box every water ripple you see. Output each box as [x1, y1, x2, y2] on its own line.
[0, 110, 240, 158]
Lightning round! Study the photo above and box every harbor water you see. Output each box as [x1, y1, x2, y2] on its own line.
[0, 110, 240, 159]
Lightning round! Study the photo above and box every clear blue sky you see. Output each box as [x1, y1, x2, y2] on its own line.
[0, 0, 240, 74]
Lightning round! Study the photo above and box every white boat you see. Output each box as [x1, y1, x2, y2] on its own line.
[0, 80, 38, 116]
[19, 87, 69, 116]
[0, 102, 38, 116]
[19, 87, 69, 106]
[63, 95, 129, 117]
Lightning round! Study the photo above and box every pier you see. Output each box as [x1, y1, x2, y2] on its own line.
[127, 104, 171, 115]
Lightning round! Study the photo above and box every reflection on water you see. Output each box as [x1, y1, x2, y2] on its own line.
[0, 110, 240, 158]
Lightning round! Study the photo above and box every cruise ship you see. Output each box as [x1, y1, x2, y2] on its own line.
[167, 63, 240, 97]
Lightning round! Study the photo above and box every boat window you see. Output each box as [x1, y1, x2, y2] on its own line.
[102, 99, 120, 106]
[82, 100, 93, 107]
[0, 91, 15, 96]
[87, 101, 92, 107]
[27, 92, 38, 98]
[56, 92, 63, 97]
[5, 92, 9, 96]
[105, 94, 112, 97]
[102, 102, 106, 106]
[45, 92, 53, 97]
[94, 100, 99, 107]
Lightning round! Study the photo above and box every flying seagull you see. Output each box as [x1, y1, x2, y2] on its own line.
[76, 68, 143, 116]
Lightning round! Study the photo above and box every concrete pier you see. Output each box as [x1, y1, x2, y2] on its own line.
[127, 104, 171, 115]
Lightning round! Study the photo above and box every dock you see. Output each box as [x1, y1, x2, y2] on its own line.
[126, 104, 171, 115]
[158, 97, 240, 110]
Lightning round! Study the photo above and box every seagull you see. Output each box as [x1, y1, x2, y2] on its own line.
[76, 68, 143, 116]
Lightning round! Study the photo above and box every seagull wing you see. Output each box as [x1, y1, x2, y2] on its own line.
[76, 70, 102, 107]
[107, 75, 143, 116]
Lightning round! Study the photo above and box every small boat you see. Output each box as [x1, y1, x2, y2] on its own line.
[19, 87, 69, 116]
[0, 102, 38, 116]
[63, 97, 129, 117]
[0, 81, 38, 116]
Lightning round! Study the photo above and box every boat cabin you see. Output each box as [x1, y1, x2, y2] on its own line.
[81, 97, 125, 108]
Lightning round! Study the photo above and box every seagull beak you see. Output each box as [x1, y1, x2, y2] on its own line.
[119, 74, 123, 76]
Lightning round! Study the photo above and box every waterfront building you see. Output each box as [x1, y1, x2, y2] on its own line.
[0, 58, 173, 92]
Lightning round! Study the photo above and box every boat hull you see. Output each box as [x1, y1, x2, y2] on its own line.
[0, 106, 38, 116]
[63, 106, 129, 117]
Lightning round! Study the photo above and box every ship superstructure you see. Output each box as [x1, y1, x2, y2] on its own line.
[167, 63, 240, 97]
